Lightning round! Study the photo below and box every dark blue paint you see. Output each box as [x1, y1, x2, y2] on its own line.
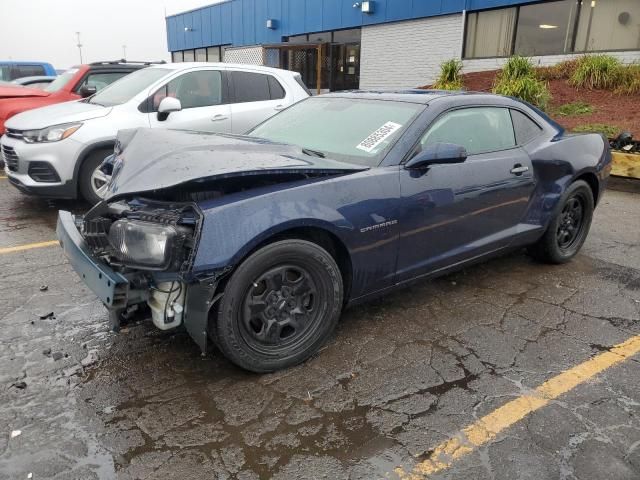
[167, 0, 540, 51]
[174, 92, 610, 306]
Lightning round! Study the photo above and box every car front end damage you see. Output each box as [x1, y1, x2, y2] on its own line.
[57, 197, 221, 353]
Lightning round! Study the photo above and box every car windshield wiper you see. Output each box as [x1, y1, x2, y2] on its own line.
[301, 147, 325, 158]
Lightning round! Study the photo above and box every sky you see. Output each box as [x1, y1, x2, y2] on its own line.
[0, 0, 222, 70]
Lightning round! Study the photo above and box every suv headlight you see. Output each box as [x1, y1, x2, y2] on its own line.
[23, 123, 82, 143]
[108, 219, 185, 270]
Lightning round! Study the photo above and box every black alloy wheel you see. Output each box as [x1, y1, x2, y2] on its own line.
[241, 264, 319, 354]
[214, 239, 343, 372]
[528, 179, 594, 264]
[556, 195, 585, 251]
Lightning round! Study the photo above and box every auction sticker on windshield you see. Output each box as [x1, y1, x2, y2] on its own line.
[356, 122, 402, 153]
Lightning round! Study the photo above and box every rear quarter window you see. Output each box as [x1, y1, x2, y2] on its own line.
[511, 109, 543, 145]
[231, 71, 271, 103]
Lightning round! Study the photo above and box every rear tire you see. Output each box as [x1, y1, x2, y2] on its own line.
[78, 148, 112, 205]
[528, 180, 594, 264]
[214, 240, 343, 373]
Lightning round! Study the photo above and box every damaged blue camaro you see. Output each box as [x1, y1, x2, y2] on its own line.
[57, 91, 611, 372]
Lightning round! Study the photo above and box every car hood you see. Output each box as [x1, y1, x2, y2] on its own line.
[106, 128, 368, 199]
[5, 99, 111, 130]
[0, 85, 49, 99]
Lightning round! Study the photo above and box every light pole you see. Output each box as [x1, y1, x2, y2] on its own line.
[122, 44, 127, 59]
[75, 32, 83, 64]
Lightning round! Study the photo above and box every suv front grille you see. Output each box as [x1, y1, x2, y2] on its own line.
[1, 145, 19, 171]
[28, 161, 60, 183]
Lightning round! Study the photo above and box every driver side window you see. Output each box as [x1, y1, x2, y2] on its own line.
[152, 70, 222, 110]
[420, 107, 516, 156]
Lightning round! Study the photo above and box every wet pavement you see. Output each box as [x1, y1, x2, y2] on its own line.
[1, 178, 640, 480]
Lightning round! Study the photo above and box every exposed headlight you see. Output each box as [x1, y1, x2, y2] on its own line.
[108, 219, 184, 270]
[23, 123, 82, 143]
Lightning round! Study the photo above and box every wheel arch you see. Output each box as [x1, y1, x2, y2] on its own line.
[574, 171, 600, 205]
[217, 225, 353, 304]
[72, 141, 115, 194]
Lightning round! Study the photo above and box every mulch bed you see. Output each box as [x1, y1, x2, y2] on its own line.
[424, 70, 640, 136]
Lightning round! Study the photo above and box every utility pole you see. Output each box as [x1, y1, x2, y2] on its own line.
[122, 45, 127, 59]
[75, 32, 83, 64]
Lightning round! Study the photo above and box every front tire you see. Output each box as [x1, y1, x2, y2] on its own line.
[78, 148, 112, 204]
[528, 180, 594, 264]
[214, 240, 343, 373]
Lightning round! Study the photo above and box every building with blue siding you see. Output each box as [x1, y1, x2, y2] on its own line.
[166, 0, 640, 90]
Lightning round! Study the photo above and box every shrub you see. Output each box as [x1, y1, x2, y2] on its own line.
[536, 59, 580, 80]
[500, 55, 535, 80]
[572, 123, 620, 138]
[493, 56, 551, 110]
[433, 59, 463, 90]
[555, 101, 594, 116]
[615, 64, 640, 95]
[569, 55, 622, 89]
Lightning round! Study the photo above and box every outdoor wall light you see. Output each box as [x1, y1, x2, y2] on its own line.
[361, 1, 374, 14]
[184, 27, 194, 32]
[266, 19, 277, 29]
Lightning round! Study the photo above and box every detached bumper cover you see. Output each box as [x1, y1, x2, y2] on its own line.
[57, 210, 129, 308]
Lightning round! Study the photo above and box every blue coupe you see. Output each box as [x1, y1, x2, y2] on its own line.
[57, 91, 611, 372]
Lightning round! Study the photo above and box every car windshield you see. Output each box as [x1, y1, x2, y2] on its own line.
[248, 97, 424, 166]
[44, 69, 77, 93]
[88, 68, 170, 107]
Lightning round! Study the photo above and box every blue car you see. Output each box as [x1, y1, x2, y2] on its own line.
[57, 90, 611, 372]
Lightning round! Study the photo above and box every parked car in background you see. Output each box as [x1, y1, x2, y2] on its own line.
[2, 63, 309, 204]
[57, 91, 611, 372]
[0, 60, 158, 135]
[11, 76, 57, 89]
[0, 61, 56, 81]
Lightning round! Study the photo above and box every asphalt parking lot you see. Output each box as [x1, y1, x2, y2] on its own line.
[1, 177, 640, 480]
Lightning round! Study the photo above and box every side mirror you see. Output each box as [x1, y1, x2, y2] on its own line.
[79, 85, 97, 98]
[405, 142, 468, 169]
[157, 97, 182, 121]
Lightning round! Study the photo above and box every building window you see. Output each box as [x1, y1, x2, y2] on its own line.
[183, 50, 195, 62]
[333, 28, 361, 43]
[464, 8, 517, 58]
[171, 51, 183, 63]
[195, 48, 207, 62]
[287, 34, 309, 44]
[464, 0, 640, 59]
[207, 46, 221, 62]
[515, 0, 578, 56]
[575, 0, 640, 52]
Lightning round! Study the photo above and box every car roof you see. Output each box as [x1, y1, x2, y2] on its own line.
[147, 62, 299, 77]
[319, 89, 536, 107]
[320, 89, 482, 104]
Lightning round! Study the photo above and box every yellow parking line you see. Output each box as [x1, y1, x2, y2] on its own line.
[396, 334, 640, 479]
[0, 240, 59, 255]
[0, 176, 7, 179]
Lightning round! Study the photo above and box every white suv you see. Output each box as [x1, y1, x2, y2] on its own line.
[1, 63, 310, 203]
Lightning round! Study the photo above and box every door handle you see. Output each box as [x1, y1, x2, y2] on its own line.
[510, 164, 529, 175]
[274, 104, 285, 111]
[211, 114, 228, 122]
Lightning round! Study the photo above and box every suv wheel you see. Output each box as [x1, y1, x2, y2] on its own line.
[78, 148, 112, 204]
[214, 240, 343, 373]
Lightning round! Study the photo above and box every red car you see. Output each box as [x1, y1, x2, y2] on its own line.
[0, 61, 154, 135]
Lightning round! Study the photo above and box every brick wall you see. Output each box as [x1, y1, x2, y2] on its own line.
[360, 14, 464, 89]
[463, 51, 640, 73]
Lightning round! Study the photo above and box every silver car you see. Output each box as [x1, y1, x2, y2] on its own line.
[1, 63, 310, 204]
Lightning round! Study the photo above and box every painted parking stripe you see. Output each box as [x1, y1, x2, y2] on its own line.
[0, 176, 7, 179]
[0, 240, 59, 255]
[396, 334, 640, 479]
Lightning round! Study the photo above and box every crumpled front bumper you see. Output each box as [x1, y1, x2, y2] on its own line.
[57, 209, 218, 353]
[56, 210, 129, 309]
